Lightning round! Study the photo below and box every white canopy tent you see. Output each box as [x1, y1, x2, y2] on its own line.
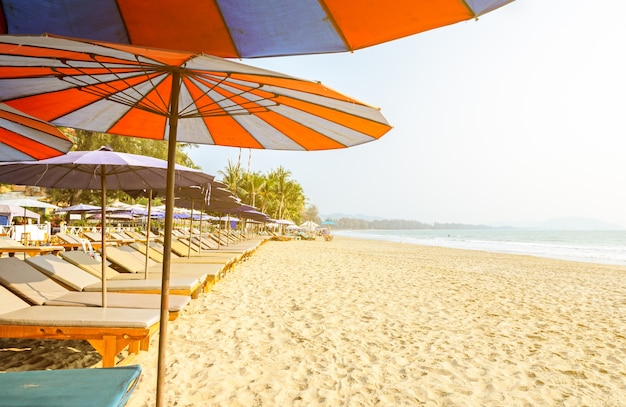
[0, 204, 40, 225]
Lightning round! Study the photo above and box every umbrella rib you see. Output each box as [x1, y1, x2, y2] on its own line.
[178, 71, 230, 116]
[130, 54, 173, 117]
[181, 73, 276, 118]
[57, 56, 172, 116]
[57, 62, 145, 106]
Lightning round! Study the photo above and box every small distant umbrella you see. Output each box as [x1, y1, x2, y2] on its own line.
[87, 211, 135, 220]
[55, 203, 102, 226]
[322, 219, 337, 230]
[299, 220, 319, 232]
[55, 203, 101, 213]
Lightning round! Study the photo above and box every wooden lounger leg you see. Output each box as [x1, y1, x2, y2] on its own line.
[140, 336, 151, 351]
[128, 340, 141, 355]
[88, 336, 132, 367]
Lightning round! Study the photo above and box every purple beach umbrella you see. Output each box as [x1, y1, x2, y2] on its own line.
[0, 146, 213, 307]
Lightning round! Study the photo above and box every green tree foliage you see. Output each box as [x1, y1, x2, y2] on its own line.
[217, 159, 244, 197]
[302, 204, 322, 224]
[218, 162, 308, 223]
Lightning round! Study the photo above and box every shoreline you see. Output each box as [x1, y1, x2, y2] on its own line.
[3, 236, 626, 406]
[334, 229, 626, 267]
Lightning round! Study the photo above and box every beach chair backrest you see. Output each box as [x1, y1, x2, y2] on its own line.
[60, 251, 123, 279]
[55, 233, 83, 245]
[23, 254, 100, 291]
[0, 236, 24, 248]
[117, 245, 159, 267]
[0, 284, 30, 313]
[104, 246, 149, 273]
[83, 231, 103, 242]
[111, 232, 135, 243]
[130, 242, 163, 263]
[0, 257, 69, 305]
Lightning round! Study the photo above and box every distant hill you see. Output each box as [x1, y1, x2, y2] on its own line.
[321, 213, 384, 221]
[320, 214, 492, 230]
[322, 214, 625, 231]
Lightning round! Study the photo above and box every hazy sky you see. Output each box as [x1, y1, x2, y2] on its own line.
[187, 0, 626, 228]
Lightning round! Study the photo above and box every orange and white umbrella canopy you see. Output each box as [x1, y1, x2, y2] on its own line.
[0, 35, 391, 151]
[0, 103, 72, 161]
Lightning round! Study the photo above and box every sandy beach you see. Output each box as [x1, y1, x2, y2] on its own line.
[2, 236, 626, 406]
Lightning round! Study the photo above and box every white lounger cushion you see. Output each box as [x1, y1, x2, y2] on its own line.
[24, 254, 201, 291]
[82, 278, 198, 292]
[65, 247, 217, 283]
[25, 254, 100, 291]
[0, 285, 30, 313]
[43, 291, 190, 312]
[0, 305, 160, 328]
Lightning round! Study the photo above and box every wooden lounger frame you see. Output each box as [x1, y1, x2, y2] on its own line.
[0, 322, 159, 367]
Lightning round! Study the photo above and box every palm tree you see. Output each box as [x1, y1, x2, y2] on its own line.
[218, 159, 244, 197]
[216, 162, 308, 222]
[281, 181, 306, 223]
[267, 166, 291, 220]
[241, 171, 266, 208]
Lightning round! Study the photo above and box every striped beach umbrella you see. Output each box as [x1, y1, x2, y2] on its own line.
[0, 0, 515, 58]
[0, 35, 391, 150]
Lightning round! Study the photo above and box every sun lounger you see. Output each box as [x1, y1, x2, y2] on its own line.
[169, 238, 245, 260]
[190, 234, 220, 250]
[109, 231, 135, 244]
[125, 230, 150, 242]
[131, 241, 227, 265]
[22, 253, 203, 299]
[105, 245, 225, 290]
[174, 236, 265, 262]
[81, 231, 115, 247]
[132, 242, 229, 283]
[179, 236, 217, 252]
[0, 236, 64, 257]
[129, 241, 231, 267]
[52, 232, 84, 250]
[153, 239, 241, 276]
[0, 257, 190, 320]
[130, 241, 177, 262]
[0, 364, 142, 407]
[0, 285, 160, 367]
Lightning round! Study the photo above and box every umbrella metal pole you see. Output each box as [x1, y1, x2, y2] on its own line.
[187, 199, 194, 258]
[198, 201, 205, 252]
[144, 190, 152, 280]
[100, 168, 107, 308]
[218, 212, 222, 250]
[156, 70, 180, 407]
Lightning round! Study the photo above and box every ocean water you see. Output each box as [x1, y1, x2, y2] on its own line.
[334, 229, 626, 266]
